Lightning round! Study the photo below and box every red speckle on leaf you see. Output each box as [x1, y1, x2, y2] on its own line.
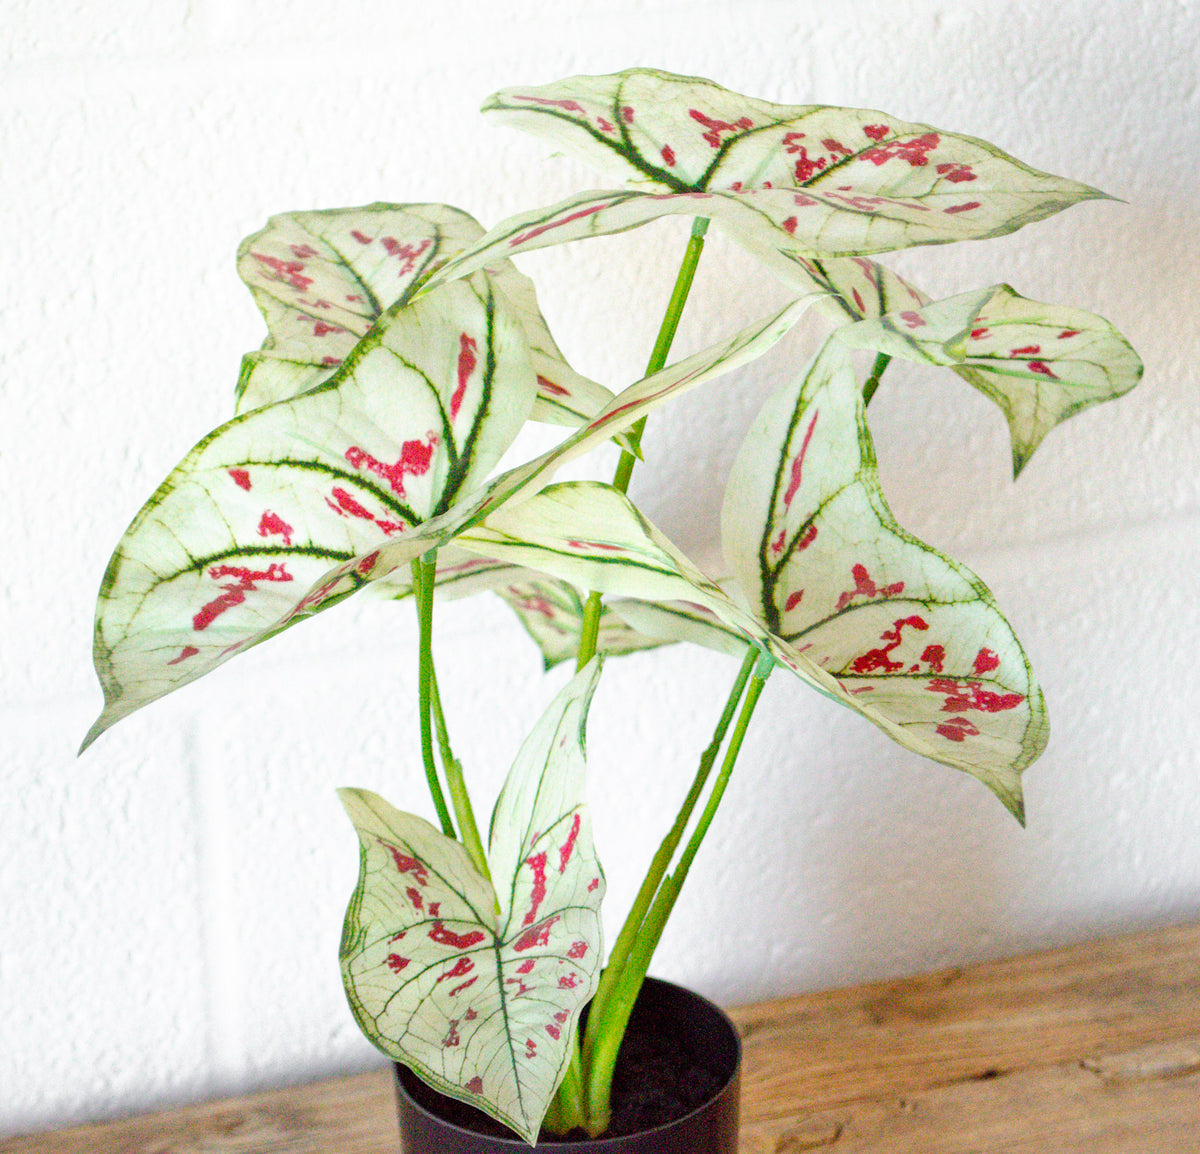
[513, 95, 585, 114]
[943, 201, 982, 214]
[509, 589, 556, 620]
[229, 468, 252, 490]
[438, 958, 475, 985]
[406, 886, 424, 912]
[559, 973, 579, 989]
[1058, 329, 1081, 339]
[921, 644, 946, 673]
[937, 716, 980, 742]
[356, 551, 380, 577]
[321, 355, 342, 366]
[510, 201, 612, 247]
[900, 310, 926, 329]
[936, 162, 977, 183]
[379, 236, 432, 277]
[661, 145, 676, 167]
[559, 814, 581, 873]
[545, 1024, 561, 1040]
[290, 243, 318, 258]
[345, 435, 438, 498]
[927, 678, 1024, 714]
[350, 230, 373, 244]
[792, 146, 827, 183]
[513, 916, 560, 952]
[193, 563, 293, 631]
[688, 108, 753, 148]
[567, 538, 625, 552]
[770, 528, 787, 554]
[536, 373, 569, 396]
[1028, 360, 1057, 378]
[587, 877, 600, 892]
[852, 288, 866, 312]
[796, 523, 818, 552]
[386, 954, 410, 973]
[784, 590, 804, 612]
[452, 333, 477, 420]
[597, 117, 615, 134]
[1011, 345, 1041, 356]
[442, 1020, 461, 1048]
[568, 941, 588, 959]
[311, 319, 343, 337]
[168, 646, 199, 665]
[622, 105, 634, 123]
[862, 132, 940, 168]
[782, 216, 798, 235]
[251, 252, 313, 292]
[327, 487, 374, 521]
[428, 902, 441, 917]
[864, 124, 891, 140]
[465, 1007, 477, 1021]
[525, 1038, 537, 1059]
[517, 959, 535, 975]
[256, 510, 294, 546]
[849, 616, 929, 674]
[974, 648, 1001, 675]
[384, 845, 429, 885]
[783, 411, 820, 506]
[970, 327, 990, 340]
[429, 923, 486, 950]
[835, 563, 904, 612]
[523, 853, 548, 926]
[822, 137, 851, 157]
[465, 1076, 483, 1094]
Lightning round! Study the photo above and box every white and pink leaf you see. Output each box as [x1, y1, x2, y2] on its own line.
[339, 662, 605, 1144]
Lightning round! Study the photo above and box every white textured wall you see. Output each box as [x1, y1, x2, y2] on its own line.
[3, 0, 1198, 1136]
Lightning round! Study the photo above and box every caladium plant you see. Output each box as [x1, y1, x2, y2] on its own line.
[83, 67, 1142, 1144]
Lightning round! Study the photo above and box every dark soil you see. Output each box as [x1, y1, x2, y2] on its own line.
[401, 997, 727, 1144]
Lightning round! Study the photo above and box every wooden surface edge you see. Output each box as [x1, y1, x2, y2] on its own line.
[5, 922, 1199, 1153]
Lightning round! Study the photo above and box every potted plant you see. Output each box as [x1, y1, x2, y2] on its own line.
[82, 68, 1141, 1149]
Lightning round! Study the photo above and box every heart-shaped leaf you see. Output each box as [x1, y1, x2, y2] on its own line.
[84, 275, 537, 748]
[339, 662, 605, 1144]
[836, 284, 1144, 474]
[463, 69, 1105, 265]
[236, 203, 611, 428]
[85, 294, 815, 748]
[722, 340, 1046, 817]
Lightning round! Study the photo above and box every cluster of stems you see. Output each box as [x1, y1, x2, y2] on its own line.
[409, 216, 886, 1138]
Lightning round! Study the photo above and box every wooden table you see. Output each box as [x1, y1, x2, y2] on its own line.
[6, 923, 1199, 1152]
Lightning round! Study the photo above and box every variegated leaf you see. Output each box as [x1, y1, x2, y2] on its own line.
[468, 68, 1105, 262]
[235, 203, 610, 427]
[722, 339, 1046, 818]
[370, 548, 666, 668]
[608, 595, 752, 659]
[339, 662, 604, 1144]
[836, 284, 1144, 474]
[84, 276, 536, 748]
[85, 295, 814, 748]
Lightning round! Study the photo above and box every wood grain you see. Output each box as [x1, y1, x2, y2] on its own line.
[6, 923, 1199, 1153]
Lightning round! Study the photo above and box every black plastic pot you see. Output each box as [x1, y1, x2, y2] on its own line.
[394, 977, 741, 1152]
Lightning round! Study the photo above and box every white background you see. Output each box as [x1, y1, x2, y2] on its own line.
[3, 0, 1198, 1135]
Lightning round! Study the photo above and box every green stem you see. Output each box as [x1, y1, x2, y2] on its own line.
[581, 650, 775, 1134]
[573, 218, 710, 671]
[861, 351, 892, 408]
[412, 556, 455, 838]
[585, 647, 757, 1034]
[429, 664, 489, 881]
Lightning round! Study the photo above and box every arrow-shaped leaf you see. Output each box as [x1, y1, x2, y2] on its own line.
[465, 68, 1105, 264]
[339, 662, 605, 1144]
[836, 284, 1144, 474]
[84, 275, 536, 748]
[236, 203, 611, 427]
[723, 339, 1046, 818]
[85, 294, 815, 747]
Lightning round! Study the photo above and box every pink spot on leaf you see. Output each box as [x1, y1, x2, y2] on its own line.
[536, 373, 569, 396]
[559, 814, 581, 873]
[783, 412, 820, 506]
[513, 915, 560, 953]
[350, 230, 373, 244]
[973, 647, 1001, 675]
[193, 563, 293, 631]
[937, 716, 980, 742]
[943, 201, 982, 214]
[862, 132, 940, 168]
[688, 108, 753, 148]
[386, 954, 410, 973]
[256, 510, 293, 546]
[921, 644, 946, 673]
[835, 563, 904, 612]
[429, 923, 486, 950]
[451, 334, 477, 420]
[568, 940, 588, 959]
[1028, 360, 1057, 378]
[229, 468, 252, 490]
[465, 1076, 483, 1094]
[661, 145, 677, 167]
[251, 252, 313, 292]
[167, 645, 199, 666]
[849, 616, 929, 674]
[936, 162, 977, 183]
[344, 435, 438, 498]
[864, 124, 891, 140]
[523, 852, 547, 927]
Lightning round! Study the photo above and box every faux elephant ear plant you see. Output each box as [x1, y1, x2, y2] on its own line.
[83, 68, 1141, 1144]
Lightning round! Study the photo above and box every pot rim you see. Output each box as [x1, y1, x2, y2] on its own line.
[394, 976, 742, 1150]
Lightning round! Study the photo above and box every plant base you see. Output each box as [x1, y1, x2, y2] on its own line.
[394, 977, 741, 1151]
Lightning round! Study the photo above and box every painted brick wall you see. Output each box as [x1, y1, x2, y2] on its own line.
[3, 0, 1198, 1135]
